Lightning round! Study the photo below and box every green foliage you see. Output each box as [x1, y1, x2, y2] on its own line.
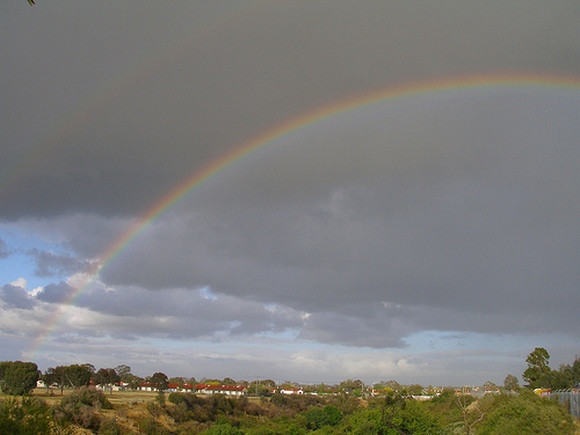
[139, 416, 172, 435]
[344, 395, 444, 435]
[398, 399, 446, 434]
[522, 348, 579, 390]
[477, 391, 575, 435]
[503, 374, 519, 391]
[55, 386, 112, 430]
[43, 366, 66, 394]
[203, 422, 244, 435]
[62, 364, 92, 389]
[149, 372, 169, 392]
[0, 396, 54, 435]
[95, 368, 120, 394]
[523, 347, 551, 388]
[425, 391, 466, 430]
[156, 391, 167, 406]
[302, 404, 342, 429]
[98, 417, 121, 435]
[327, 395, 360, 416]
[60, 386, 112, 409]
[268, 393, 325, 413]
[0, 361, 39, 395]
[114, 364, 132, 381]
[166, 392, 252, 424]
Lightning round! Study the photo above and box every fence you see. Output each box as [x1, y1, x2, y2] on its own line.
[551, 391, 580, 418]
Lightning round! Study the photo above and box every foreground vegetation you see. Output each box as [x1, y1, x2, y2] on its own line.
[0, 348, 578, 434]
[0, 386, 577, 434]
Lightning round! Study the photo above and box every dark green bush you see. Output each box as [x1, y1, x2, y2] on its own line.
[203, 422, 244, 435]
[0, 397, 54, 435]
[303, 405, 342, 429]
[0, 361, 40, 396]
[477, 391, 575, 435]
[60, 386, 112, 409]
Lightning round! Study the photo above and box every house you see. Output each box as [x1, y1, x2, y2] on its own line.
[196, 383, 248, 396]
[138, 382, 154, 392]
[166, 383, 194, 393]
[280, 387, 304, 395]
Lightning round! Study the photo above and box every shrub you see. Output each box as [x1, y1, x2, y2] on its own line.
[60, 386, 112, 410]
[55, 387, 112, 430]
[99, 417, 121, 435]
[0, 361, 40, 396]
[303, 405, 342, 429]
[139, 416, 172, 435]
[203, 422, 244, 435]
[168, 392, 185, 406]
[0, 397, 54, 435]
[477, 391, 575, 435]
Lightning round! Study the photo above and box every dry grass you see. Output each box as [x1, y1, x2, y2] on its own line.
[30, 387, 159, 406]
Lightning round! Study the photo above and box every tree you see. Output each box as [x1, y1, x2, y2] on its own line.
[405, 383, 424, 396]
[63, 364, 92, 389]
[149, 371, 169, 405]
[43, 365, 67, 395]
[149, 372, 169, 392]
[339, 379, 364, 396]
[0, 361, 39, 395]
[95, 368, 120, 395]
[573, 356, 580, 386]
[456, 392, 485, 435]
[0, 397, 54, 434]
[303, 404, 342, 430]
[114, 364, 132, 382]
[503, 374, 519, 391]
[522, 347, 551, 388]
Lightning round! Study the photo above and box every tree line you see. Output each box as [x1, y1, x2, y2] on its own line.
[520, 347, 580, 390]
[1, 348, 579, 398]
[0, 349, 578, 434]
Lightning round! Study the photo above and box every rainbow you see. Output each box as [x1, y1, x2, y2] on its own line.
[28, 72, 580, 357]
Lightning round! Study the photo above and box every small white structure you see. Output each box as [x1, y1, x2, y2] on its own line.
[280, 387, 304, 395]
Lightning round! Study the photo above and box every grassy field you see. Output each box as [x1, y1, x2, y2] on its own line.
[28, 387, 159, 406]
[28, 387, 265, 406]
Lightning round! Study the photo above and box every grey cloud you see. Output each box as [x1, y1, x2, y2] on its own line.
[35, 281, 75, 304]
[0, 238, 9, 258]
[1, 0, 579, 378]
[98, 93, 580, 344]
[300, 309, 410, 348]
[1, 1, 579, 219]
[72, 285, 305, 340]
[28, 248, 89, 277]
[0, 284, 34, 310]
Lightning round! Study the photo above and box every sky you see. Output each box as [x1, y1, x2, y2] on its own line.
[1, 1, 579, 387]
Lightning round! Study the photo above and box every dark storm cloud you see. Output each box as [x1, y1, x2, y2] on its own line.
[1, 1, 579, 219]
[98, 92, 580, 343]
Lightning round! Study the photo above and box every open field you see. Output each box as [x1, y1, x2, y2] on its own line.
[28, 387, 159, 406]
[27, 387, 266, 406]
